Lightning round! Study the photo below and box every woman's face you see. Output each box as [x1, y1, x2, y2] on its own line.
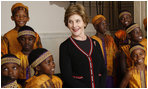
[67, 14, 86, 38]
[131, 48, 145, 65]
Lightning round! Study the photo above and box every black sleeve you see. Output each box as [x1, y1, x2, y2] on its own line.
[95, 40, 107, 88]
[59, 43, 88, 88]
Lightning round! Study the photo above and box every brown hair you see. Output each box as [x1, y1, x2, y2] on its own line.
[64, 4, 88, 28]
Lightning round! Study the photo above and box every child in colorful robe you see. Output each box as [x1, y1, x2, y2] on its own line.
[1, 54, 22, 88]
[25, 48, 62, 88]
[120, 44, 147, 88]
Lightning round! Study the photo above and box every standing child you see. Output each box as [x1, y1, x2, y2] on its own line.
[91, 14, 118, 88]
[1, 54, 21, 88]
[25, 48, 62, 88]
[120, 44, 147, 88]
[114, 10, 133, 49]
[4, 3, 42, 55]
[15, 26, 36, 86]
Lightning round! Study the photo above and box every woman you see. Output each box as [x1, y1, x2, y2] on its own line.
[59, 4, 106, 88]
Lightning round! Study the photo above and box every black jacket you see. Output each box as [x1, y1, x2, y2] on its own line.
[60, 37, 107, 88]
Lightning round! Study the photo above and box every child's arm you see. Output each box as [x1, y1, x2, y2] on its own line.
[120, 70, 131, 88]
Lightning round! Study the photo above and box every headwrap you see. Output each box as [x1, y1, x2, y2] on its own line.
[130, 45, 145, 54]
[143, 18, 147, 27]
[18, 30, 36, 38]
[126, 23, 139, 34]
[119, 11, 131, 19]
[92, 14, 106, 25]
[1, 57, 20, 65]
[11, 3, 28, 13]
[31, 51, 52, 68]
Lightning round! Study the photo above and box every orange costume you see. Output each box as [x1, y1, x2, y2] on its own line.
[92, 35, 118, 76]
[115, 29, 127, 42]
[3, 3, 42, 55]
[4, 29, 42, 55]
[25, 74, 62, 88]
[1, 36, 9, 56]
[15, 51, 29, 80]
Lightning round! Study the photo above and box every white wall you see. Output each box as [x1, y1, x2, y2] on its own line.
[134, 1, 147, 37]
[1, 1, 96, 73]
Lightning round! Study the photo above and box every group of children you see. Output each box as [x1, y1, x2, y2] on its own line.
[1, 3, 62, 88]
[1, 2, 147, 88]
[91, 9, 147, 88]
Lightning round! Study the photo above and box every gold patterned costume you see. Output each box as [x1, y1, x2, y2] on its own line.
[25, 74, 62, 88]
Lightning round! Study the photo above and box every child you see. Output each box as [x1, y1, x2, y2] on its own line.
[121, 23, 147, 68]
[1, 54, 21, 88]
[25, 48, 62, 88]
[114, 10, 133, 49]
[91, 14, 118, 88]
[120, 44, 147, 88]
[15, 25, 36, 85]
[4, 3, 42, 55]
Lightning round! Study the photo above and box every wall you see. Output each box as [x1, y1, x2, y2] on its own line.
[134, 1, 147, 37]
[1, 1, 96, 73]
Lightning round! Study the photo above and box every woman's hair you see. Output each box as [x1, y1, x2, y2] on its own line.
[64, 4, 88, 28]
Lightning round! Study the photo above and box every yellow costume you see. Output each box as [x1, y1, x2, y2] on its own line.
[15, 51, 29, 80]
[1, 36, 9, 56]
[92, 35, 118, 76]
[4, 29, 42, 55]
[2, 80, 22, 88]
[128, 67, 147, 88]
[25, 74, 62, 88]
[121, 38, 147, 67]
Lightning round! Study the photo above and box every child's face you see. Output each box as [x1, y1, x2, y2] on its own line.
[131, 49, 145, 65]
[95, 20, 107, 34]
[120, 14, 132, 27]
[11, 9, 29, 27]
[1, 63, 20, 81]
[130, 27, 143, 42]
[39, 56, 55, 76]
[18, 35, 36, 52]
